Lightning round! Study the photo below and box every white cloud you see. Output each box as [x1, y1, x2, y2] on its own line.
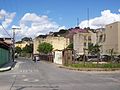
[18, 13, 65, 38]
[0, 9, 16, 37]
[118, 9, 120, 12]
[79, 10, 120, 29]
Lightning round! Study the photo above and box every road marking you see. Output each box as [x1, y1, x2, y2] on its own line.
[23, 78, 28, 81]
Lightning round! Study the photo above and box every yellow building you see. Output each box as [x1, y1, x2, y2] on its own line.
[103, 22, 120, 54]
[15, 41, 31, 49]
[33, 35, 70, 54]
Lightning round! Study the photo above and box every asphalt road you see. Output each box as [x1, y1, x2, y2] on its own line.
[0, 57, 120, 90]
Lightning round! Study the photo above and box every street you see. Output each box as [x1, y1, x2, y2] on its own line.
[0, 58, 120, 90]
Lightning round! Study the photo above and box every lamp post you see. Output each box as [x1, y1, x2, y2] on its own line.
[12, 27, 21, 62]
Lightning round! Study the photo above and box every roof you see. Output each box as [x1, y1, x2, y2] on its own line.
[66, 28, 88, 38]
[0, 41, 10, 50]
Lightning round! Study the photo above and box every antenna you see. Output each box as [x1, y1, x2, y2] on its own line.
[77, 18, 79, 27]
[87, 8, 89, 28]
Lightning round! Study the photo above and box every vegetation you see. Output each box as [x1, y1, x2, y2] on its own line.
[37, 42, 53, 54]
[22, 44, 33, 53]
[69, 62, 120, 68]
[21, 37, 32, 41]
[67, 43, 73, 49]
[15, 46, 22, 54]
[88, 43, 101, 55]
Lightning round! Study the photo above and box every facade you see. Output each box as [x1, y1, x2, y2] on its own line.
[15, 41, 32, 49]
[103, 22, 120, 54]
[73, 31, 90, 55]
[33, 35, 70, 54]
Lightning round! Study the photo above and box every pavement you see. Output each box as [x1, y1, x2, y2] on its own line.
[0, 58, 120, 90]
[0, 61, 16, 72]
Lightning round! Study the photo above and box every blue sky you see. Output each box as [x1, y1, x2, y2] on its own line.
[0, 0, 120, 39]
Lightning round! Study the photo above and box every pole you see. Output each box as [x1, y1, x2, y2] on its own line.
[13, 28, 15, 62]
[12, 27, 21, 62]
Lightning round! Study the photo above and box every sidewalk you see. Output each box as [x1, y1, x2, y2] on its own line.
[0, 61, 16, 72]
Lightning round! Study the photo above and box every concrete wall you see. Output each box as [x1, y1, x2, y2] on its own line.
[103, 22, 120, 54]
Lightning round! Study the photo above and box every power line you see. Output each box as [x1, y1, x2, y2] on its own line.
[0, 23, 12, 38]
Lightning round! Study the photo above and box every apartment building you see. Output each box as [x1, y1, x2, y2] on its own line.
[103, 22, 120, 54]
[73, 29, 90, 55]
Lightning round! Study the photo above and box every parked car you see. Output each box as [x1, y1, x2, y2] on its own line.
[87, 55, 98, 62]
[101, 55, 111, 62]
[113, 55, 120, 63]
[33, 54, 40, 61]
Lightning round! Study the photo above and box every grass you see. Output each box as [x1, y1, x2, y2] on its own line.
[68, 62, 120, 68]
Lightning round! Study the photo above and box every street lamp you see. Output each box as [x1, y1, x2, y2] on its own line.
[12, 26, 21, 62]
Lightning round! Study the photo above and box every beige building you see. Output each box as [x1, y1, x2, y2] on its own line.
[33, 35, 70, 54]
[15, 41, 32, 49]
[73, 28, 106, 55]
[103, 22, 120, 54]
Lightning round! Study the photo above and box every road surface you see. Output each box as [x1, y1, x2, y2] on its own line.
[0, 57, 120, 90]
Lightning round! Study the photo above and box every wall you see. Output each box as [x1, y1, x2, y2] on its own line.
[0, 47, 9, 67]
[73, 33, 89, 55]
[103, 22, 120, 54]
[54, 50, 62, 64]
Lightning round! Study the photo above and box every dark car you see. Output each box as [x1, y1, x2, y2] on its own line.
[87, 55, 98, 62]
[101, 55, 111, 62]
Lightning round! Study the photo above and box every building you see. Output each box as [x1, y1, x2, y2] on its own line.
[33, 35, 70, 54]
[15, 41, 31, 49]
[103, 22, 120, 54]
[73, 29, 90, 55]
[0, 41, 12, 67]
[0, 38, 12, 45]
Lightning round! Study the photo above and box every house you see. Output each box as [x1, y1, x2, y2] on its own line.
[0, 41, 12, 67]
[103, 21, 120, 54]
[15, 37, 33, 49]
[0, 38, 12, 45]
[15, 41, 31, 49]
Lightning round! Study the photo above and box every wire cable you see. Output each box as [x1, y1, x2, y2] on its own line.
[0, 23, 12, 38]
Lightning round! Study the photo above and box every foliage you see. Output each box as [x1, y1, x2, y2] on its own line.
[67, 43, 73, 49]
[37, 42, 53, 54]
[69, 62, 120, 68]
[22, 44, 33, 53]
[15, 46, 22, 54]
[21, 37, 32, 41]
[88, 43, 101, 55]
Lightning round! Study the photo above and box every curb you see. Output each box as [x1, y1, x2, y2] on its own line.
[0, 62, 16, 72]
[59, 66, 120, 71]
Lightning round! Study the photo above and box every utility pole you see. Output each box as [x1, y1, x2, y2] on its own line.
[87, 8, 89, 28]
[12, 27, 21, 62]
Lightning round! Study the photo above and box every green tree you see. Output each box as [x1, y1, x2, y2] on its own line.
[67, 43, 73, 49]
[88, 43, 101, 55]
[37, 42, 53, 54]
[15, 46, 22, 54]
[22, 44, 33, 53]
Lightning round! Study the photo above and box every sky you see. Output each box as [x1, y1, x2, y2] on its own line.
[0, 0, 120, 40]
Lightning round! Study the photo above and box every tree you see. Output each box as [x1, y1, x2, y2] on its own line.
[22, 44, 33, 53]
[15, 46, 22, 54]
[37, 42, 53, 54]
[67, 43, 73, 49]
[88, 43, 101, 55]
[21, 37, 32, 42]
